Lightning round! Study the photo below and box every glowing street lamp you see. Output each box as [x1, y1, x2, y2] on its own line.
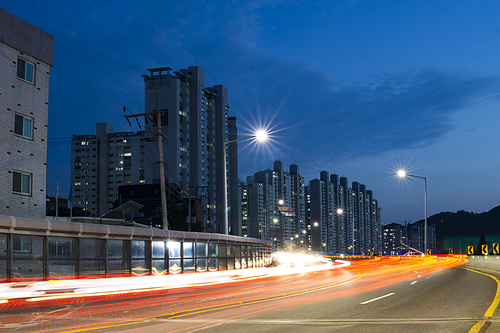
[264, 200, 282, 241]
[337, 207, 354, 255]
[398, 170, 428, 254]
[222, 130, 268, 234]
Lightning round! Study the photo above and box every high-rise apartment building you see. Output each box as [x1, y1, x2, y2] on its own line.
[309, 171, 341, 252]
[243, 161, 306, 249]
[331, 175, 347, 252]
[383, 222, 407, 253]
[228, 116, 240, 235]
[70, 123, 151, 216]
[71, 66, 237, 234]
[309, 173, 382, 254]
[142, 66, 235, 234]
[0, 8, 54, 218]
[383, 222, 435, 254]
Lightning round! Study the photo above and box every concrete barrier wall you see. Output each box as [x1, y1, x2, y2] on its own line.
[0, 215, 273, 281]
[466, 255, 500, 271]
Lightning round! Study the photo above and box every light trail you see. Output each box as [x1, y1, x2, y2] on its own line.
[0, 254, 468, 333]
[0, 253, 344, 306]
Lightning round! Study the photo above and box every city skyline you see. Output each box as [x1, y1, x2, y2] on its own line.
[3, 1, 500, 224]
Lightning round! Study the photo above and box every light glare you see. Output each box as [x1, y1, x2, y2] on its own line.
[397, 170, 407, 178]
[255, 130, 268, 142]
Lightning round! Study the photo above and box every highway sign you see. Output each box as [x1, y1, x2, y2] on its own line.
[468, 246, 474, 255]
[493, 243, 499, 255]
[426, 249, 431, 255]
[482, 244, 488, 255]
[391, 251, 395, 255]
[449, 248, 453, 254]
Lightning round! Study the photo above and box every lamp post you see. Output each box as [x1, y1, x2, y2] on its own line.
[398, 170, 427, 254]
[264, 210, 279, 241]
[222, 130, 268, 234]
[302, 229, 306, 250]
[312, 222, 319, 251]
[337, 207, 354, 255]
[264, 198, 283, 240]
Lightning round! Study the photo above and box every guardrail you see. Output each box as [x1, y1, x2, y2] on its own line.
[465, 255, 500, 271]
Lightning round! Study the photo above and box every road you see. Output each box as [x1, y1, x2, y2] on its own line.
[1, 255, 499, 332]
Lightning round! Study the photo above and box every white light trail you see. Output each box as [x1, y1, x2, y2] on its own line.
[0, 255, 349, 304]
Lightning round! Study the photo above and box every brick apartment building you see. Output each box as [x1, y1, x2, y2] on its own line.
[0, 8, 54, 218]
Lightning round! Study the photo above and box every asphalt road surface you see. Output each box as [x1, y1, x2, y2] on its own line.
[1, 256, 498, 333]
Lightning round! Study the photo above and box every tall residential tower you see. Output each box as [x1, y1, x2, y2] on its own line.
[142, 66, 235, 233]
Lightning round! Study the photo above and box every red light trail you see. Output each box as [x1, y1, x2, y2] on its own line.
[0, 255, 467, 332]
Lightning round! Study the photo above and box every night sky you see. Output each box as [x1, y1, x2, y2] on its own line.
[4, 1, 500, 224]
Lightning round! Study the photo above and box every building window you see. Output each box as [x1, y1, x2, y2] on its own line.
[17, 58, 35, 83]
[14, 114, 33, 139]
[13, 235, 31, 252]
[12, 171, 31, 195]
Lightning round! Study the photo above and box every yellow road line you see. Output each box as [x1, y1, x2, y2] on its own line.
[60, 320, 149, 333]
[468, 320, 486, 333]
[59, 270, 364, 332]
[462, 267, 500, 333]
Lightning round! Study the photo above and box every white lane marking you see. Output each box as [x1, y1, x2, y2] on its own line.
[411, 281, 418, 285]
[360, 293, 395, 304]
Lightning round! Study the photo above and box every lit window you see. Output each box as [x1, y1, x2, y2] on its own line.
[14, 114, 33, 139]
[12, 171, 31, 195]
[17, 58, 34, 83]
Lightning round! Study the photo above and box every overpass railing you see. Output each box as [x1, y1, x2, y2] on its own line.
[0, 215, 272, 282]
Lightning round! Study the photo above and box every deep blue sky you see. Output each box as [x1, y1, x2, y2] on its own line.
[4, 1, 500, 224]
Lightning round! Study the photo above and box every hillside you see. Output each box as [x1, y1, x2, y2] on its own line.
[408, 205, 500, 242]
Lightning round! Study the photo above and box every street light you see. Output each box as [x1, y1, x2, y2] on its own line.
[222, 130, 268, 234]
[398, 170, 427, 254]
[264, 208, 279, 241]
[311, 222, 319, 251]
[337, 207, 354, 255]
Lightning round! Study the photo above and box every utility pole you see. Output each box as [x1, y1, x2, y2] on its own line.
[55, 177, 59, 219]
[124, 86, 169, 230]
[188, 190, 192, 232]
